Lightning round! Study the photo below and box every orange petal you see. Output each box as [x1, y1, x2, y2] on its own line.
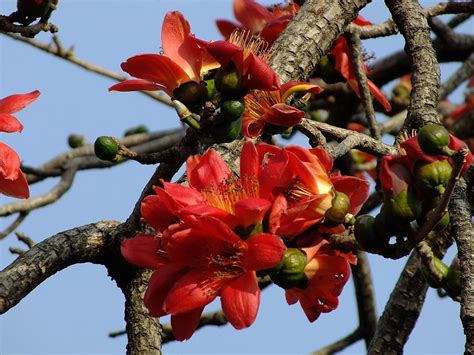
[0, 90, 40, 114]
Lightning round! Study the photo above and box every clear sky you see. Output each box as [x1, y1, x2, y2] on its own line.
[0, 1, 470, 354]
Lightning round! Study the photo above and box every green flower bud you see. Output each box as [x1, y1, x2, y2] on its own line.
[325, 191, 350, 225]
[221, 100, 245, 121]
[414, 159, 452, 195]
[373, 211, 395, 244]
[391, 84, 411, 109]
[386, 189, 421, 223]
[318, 55, 345, 84]
[211, 116, 242, 143]
[204, 79, 217, 100]
[124, 125, 149, 136]
[173, 81, 208, 107]
[94, 136, 118, 161]
[417, 124, 454, 156]
[421, 257, 449, 288]
[214, 64, 244, 97]
[67, 134, 86, 148]
[270, 248, 308, 290]
[446, 257, 461, 296]
[354, 214, 377, 249]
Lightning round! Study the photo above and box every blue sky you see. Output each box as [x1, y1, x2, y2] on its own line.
[0, 1, 470, 354]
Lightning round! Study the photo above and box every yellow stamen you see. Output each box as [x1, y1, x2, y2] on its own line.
[229, 29, 271, 60]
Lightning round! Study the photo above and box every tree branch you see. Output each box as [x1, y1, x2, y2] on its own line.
[269, 0, 370, 82]
[0, 220, 120, 314]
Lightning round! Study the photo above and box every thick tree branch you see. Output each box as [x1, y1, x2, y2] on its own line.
[449, 180, 474, 355]
[269, 0, 370, 82]
[0, 221, 120, 314]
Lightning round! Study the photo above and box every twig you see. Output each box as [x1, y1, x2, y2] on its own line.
[429, 17, 474, 51]
[296, 119, 330, 151]
[16, 231, 35, 249]
[0, 165, 78, 217]
[1, 32, 172, 106]
[346, 32, 380, 139]
[302, 119, 397, 159]
[0, 15, 57, 38]
[439, 53, 474, 100]
[352, 250, 377, 348]
[312, 328, 362, 355]
[347, 2, 474, 39]
[9, 247, 26, 255]
[0, 212, 28, 241]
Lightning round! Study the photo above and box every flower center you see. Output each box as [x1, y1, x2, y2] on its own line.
[285, 177, 315, 203]
[229, 29, 270, 60]
[201, 175, 260, 215]
[244, 90, 281, 120]
[207, 241, 246, 280]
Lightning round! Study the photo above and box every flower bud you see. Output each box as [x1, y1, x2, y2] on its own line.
[67, 134, 86, 148]
[317, 55, 344, 84]
[385, 189, 421, 223]
[204, 79, 217, 100]
[210, 116, 242, 143]
[124, 125, 149, 136]
[391, 83, 411, 110]
[214, 64, 244, 97]
[173, 81, 208, 107]
[221, 100, 245, 122]
[270, 248, 308, 290]
[94, 136, 118, 161]
[421, 257, 449, 288]
[417, 124, 454, 156]
[414, 159, 452, 195]
[325, 191, 350, 225]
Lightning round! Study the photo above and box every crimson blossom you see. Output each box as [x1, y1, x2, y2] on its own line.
[109, 11, 218, 99]
[0, 90, 40, 198]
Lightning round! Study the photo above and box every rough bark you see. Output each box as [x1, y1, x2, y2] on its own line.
[0, 221, 120, 314]
[269, 0, 371, 82]
[449, 180, 474, 355]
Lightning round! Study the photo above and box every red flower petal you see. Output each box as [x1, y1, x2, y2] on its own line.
[162, 11, 202, 81]
[0, 90, 40, 114]
[331, 175, 370, 215]
[0, 170, 29, 199]
[245, 233, 286, 270]
[243, 53, 280, 90]
[141, 194, 176, 231]
[216, 19, 240, 39]
[263, 103, 304, 127]
[0, 142, 21, 179]
[164, 269, 221, 314]
[144, 265, 188, 317]
[240, 141, 259, 179]
[186, 149, 232, 190]
[221, 271, 260, 329]
[108, 79, 166, 92]
[0, 114, 24, 133]
[367, 79, 392, 112]
[121, 234, 166, 269]
[170, 307, 204, 341]
[120, 54, 191, 95]
[235, 197, 271, 227]
[242, 116, 265, 138]
[234, 0, 271, 33]
[260, 17, 291, 45]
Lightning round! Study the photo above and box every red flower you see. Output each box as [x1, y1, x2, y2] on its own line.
[251, 144, 334, 237]
[205, 30, 280, 90]
[109, 11, 218, 96]
[121, 216, 286, 340]
[216, 0, 299, 45]
[329, 17, 391, 112]
[285, 235, 355, 322]
[0, 90, 40, 198]
[242, 81, 323, 138]
[142, 142, 274, 231]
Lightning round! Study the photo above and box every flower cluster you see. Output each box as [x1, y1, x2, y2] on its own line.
[122, 142, 369, 340]
[355, 124, 472, 251]
[0, 91, 40, 198]
[109, 10, 323, 144]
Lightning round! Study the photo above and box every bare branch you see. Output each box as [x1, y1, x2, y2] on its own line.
[1, 33, 172, 106]
[439, 53, 474, 100]
[0, 212, 28, 240]
[312, 328, 362, 355]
